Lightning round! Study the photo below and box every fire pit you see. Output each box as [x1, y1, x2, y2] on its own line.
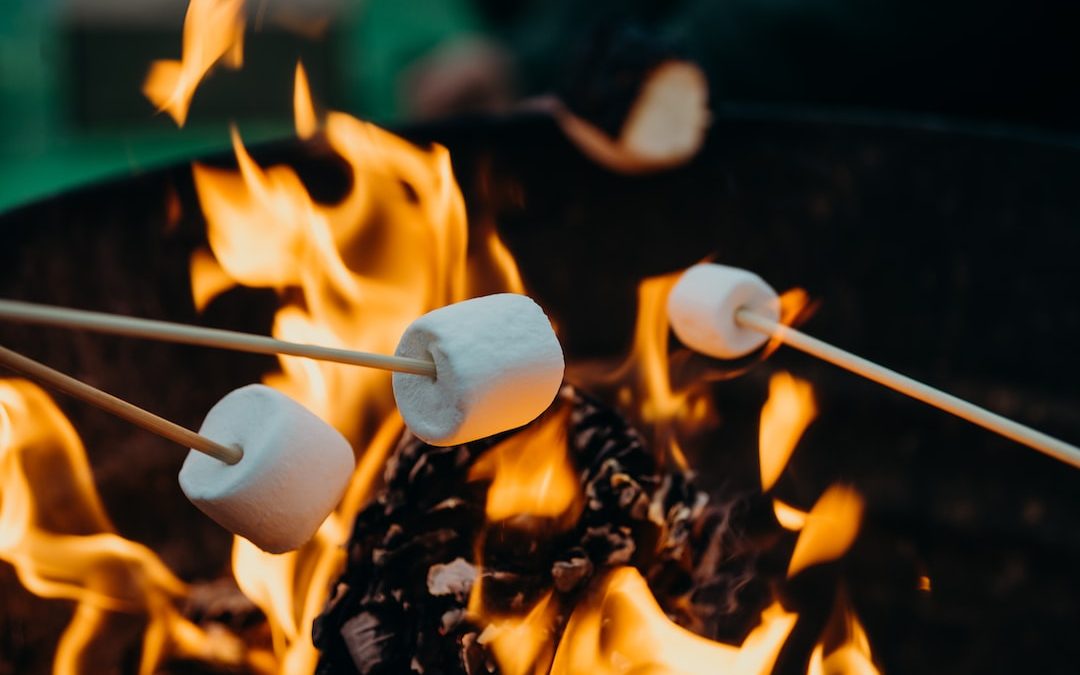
[1, 7, 1079, 673]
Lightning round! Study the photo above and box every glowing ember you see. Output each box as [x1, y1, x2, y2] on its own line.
[759, 371, 817, 492]
[788, 484, 866, 578]
[550, 567, 797, 674]
[142, 0, 246, 126]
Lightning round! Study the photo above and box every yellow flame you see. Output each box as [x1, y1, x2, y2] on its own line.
[468, 221, 526, 296]
[466, 404, 579, 675]
[189, 246, 236, 312]
[0, 379, 270, 674]
[634, 273, 686, 426]
[142, 0, 246, 126]
[294, 61, 317, 140]
[759, 371, 817, 492]
[477, 591, 558, 675]
[773, 498, 809, 531]
[807, 589, 880, 675]
[187, 63, 527, 668]
[762, 288, 815, 359]
[600, 277, 814, 473]
[193, 116, 470, 437]
[600, 271, 711, 469]
[788, 484, 865, 578]
[467, 404, 580, 521]
[551, 567, 797, 674]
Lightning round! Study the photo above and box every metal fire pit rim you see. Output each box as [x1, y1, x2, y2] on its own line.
[4, 104, 1079, 221]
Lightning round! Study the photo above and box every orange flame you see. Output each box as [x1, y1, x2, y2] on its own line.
[188, 246, 236, 312]
[788, 484, 865, 578]
[142, 0, 246, 126]
[294, 61, 318, 140]
[467, 403, 580, 522]
[602, 271, 713, 469]
[759, 371, 817, 492]
[773, 498, 810, 531]
[601, 276, 812, 472]
[0, 379, 271, 674]
[192, 116, 469, 438]
[808, 588, 880, 675]
[632, 273, 697, 432]
[469, 221, 526, 296]
[10, 8, 886, 667]
[476, 591, 559, 675]
[465, 404, 578, 675]
[761, 288, 815, 360]
[551, 567, 797, 674]
[187, 59, 527, 667]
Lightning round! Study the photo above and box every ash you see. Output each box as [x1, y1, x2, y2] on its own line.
[313, 386, 765, 674]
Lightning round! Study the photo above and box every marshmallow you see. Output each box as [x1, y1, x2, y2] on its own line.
[179, 384, 355, 553]
[392, 294, 564, 446]
[620, 61, 710, 167]
[667, 263, 780, 359]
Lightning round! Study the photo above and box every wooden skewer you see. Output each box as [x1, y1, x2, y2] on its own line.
[0, 299, 437, 378]
[0, 344, 242, 464]
[735, 308, 1080, 471]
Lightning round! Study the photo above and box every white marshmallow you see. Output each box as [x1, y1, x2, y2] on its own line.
[392, 293, 565, 446]
[179, 384, 355, 553]
[667, 263, 780, 359]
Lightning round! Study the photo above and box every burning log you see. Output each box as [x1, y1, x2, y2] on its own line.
[312, 386, 769, 674]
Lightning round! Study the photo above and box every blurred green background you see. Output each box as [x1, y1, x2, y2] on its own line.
[1, 0, 1077, 213]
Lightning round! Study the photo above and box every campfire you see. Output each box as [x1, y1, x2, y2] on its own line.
[1, 2, 1078, 674]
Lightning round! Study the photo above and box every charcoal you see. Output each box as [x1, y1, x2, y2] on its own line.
[313, 386, 767, 674]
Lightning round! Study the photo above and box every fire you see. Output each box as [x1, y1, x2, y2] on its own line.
[187, 53, 523, 670]
[188, 246, 236, 312]
[465, 404, 579, 674]
[551, 567, 797, 674]
[606, 271, 712, 469]
[788, 484, 865, 578]
[294, 61, 318, 140]
[760, 371, 817, 492]
[192, 115, 469, 438]
[5, 0, 889, 669]
[142, 0, 246, 126]
[773, 498, 810, 531]
[764, 288, 815, 357]
[607, 275, 813, 472]
[468, 403, 581, 522]
[0, 379, 272, 674]
[477, 591, 559, 675]
[631, 272, 692, 429]
[808, 589, 880, 675]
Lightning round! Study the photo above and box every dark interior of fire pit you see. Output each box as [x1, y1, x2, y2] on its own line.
[1, 110, 1079, 673]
